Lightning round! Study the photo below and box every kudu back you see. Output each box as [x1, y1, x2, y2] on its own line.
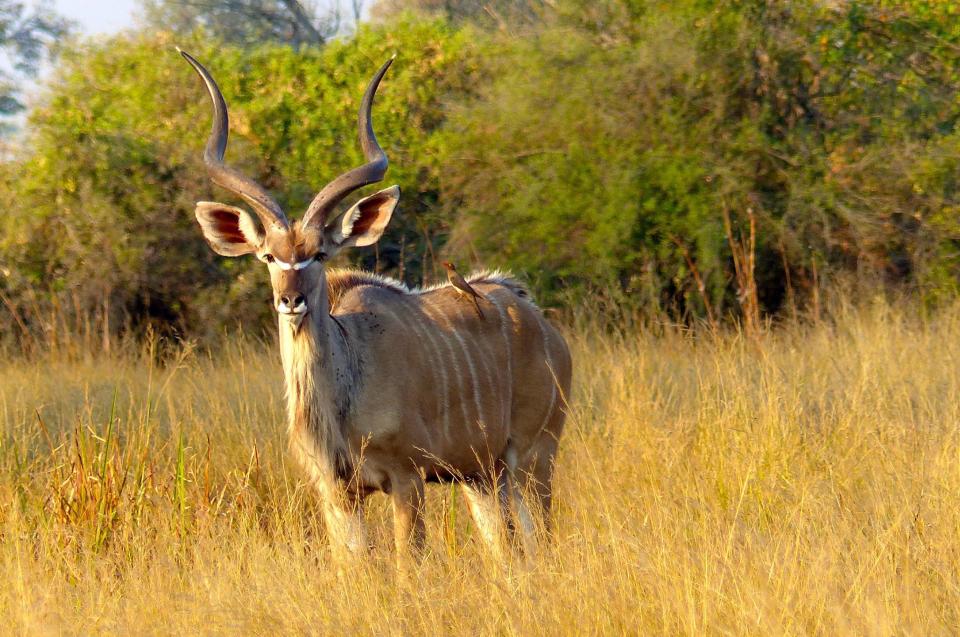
[179, 50, 572, 559]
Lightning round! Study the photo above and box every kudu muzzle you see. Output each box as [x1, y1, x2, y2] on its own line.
[276, 271, 309, 330]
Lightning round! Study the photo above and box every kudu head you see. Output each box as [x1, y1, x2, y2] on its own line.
[180, 49, 400, 331]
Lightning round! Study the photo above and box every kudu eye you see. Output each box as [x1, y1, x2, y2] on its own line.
[263, 254, 275, 263]
[316, 251, 327, 262]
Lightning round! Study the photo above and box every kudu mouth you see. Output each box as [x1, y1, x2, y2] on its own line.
[277, 298, 309, 331]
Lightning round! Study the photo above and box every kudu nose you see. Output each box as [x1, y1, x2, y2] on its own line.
[280, 293, 305, 309]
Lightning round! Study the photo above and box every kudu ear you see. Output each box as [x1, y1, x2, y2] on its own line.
[326, 186, 400, 249]
[195, 201, 265, 257]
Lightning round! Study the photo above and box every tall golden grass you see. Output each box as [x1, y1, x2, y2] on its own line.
[2, 300, 960, 635]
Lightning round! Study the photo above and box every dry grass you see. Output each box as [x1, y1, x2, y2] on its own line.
[2, 301, 960, 635]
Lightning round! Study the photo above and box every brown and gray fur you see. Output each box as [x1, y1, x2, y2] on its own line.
[179, 50, 571, 559]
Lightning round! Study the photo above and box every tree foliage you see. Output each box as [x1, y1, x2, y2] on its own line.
[440, 0, 960, 317]
[371, 0, 542, 27]
[0, 19, 470, 344]
[0, 0, 68, 116]
[139, 0, 346, 47]
[2, 0, 960, 346]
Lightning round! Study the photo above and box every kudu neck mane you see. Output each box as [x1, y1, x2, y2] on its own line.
[280, 277, 359, 467]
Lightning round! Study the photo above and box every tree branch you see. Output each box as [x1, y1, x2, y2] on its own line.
[279, 0, 325, 46]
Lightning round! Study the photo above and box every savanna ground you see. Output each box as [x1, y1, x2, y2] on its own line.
[2, 300, 960, 635]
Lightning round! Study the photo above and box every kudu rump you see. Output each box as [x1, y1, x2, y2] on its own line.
[179, 50, 572, 559]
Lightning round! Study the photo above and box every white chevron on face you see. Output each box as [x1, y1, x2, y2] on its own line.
[274, 256, 316, 271]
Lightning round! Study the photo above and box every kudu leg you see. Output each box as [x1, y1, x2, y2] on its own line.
[291, 435, 368, 559]
[313, 476, 368, 560]
[461, 468, 514, 560]
[391, 474, 426, 557]
[322, 499, 368, 559]
[502, 445, 537, 555]
[510, 428, 561, 542]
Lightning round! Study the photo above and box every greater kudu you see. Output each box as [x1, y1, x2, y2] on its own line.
[179, 50, 571, 559]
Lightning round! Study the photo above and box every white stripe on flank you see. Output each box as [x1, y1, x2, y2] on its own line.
[488, 294, 513, 426]
[391, 301, 452, 443]
[536, 316, 557, 436]
[450, 319, 485, 429]
[434, 316, 470, 432]
[461, 299, 498, 429]
[424, 296, 483, 430]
